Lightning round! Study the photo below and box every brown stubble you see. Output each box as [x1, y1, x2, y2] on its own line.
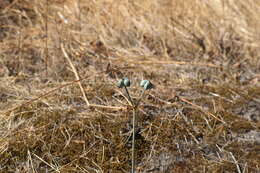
[0, 0, 259, 172]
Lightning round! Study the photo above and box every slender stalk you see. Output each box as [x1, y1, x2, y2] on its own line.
[124, 86, 134, 106]
[118, 80, 152, 172]
[45, 0, 49, 76]
[123, 86, 148, 173]
[131, 108, 136, 173]
[18, 15, 22, 74]
[123, 86, 135, 173]
[78, 0, 82, 42]
[135, 89, 146, 108]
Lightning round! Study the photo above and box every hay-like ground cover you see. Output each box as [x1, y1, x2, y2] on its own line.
[0, 0, 259, 172]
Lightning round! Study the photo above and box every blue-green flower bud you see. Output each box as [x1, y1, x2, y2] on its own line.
[123, 77, 131, 87]
[143, 80, 153, 90]
[140, 80, 148, 87]
[117, 79, 125, 88]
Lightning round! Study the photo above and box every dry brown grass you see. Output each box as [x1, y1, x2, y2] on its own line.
[0, 0, 260, 172]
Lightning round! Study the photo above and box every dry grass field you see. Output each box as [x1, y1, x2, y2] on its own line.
[0, 0, 260, 172]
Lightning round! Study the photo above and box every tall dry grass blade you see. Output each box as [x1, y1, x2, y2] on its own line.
[27, 150, 36, 173]
[230, 152, 242, 173]
[61, 43, 90, 106]
[45, 0, 49, 76]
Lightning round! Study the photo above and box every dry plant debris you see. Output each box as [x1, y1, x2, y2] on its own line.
[0, 0, 260, 172]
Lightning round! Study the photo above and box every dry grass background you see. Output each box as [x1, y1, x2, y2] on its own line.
[0, 0, 260, 172]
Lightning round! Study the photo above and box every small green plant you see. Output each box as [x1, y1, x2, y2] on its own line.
[117, 78, 154, 173]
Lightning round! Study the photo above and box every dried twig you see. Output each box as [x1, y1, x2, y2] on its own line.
[61, 43, 90, 106]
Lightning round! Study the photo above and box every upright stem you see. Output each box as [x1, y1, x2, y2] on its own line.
[130, 89, 145, 173]
[131, 108, 136, 173]
[45, 0, 49, 76]
[123, 86, 135, 173]
[123, 86, 148, 173]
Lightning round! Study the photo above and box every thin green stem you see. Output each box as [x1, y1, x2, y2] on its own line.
[123, 86, 136, 173]
[124, 86, 134, 107]
[123, 86, 147, 173]
[132, 108, 136, 173]
[135, 89, 146, 108]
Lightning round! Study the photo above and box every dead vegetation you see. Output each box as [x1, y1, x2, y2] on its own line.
[0, 0, 259, 172]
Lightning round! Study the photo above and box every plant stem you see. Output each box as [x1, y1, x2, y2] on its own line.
[123, 87, 147, 173]
[135, 89, 146, 108]
[123, 86, 136, 173]
[132, 108, 136, 173]
[124, 86, 134, 106]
